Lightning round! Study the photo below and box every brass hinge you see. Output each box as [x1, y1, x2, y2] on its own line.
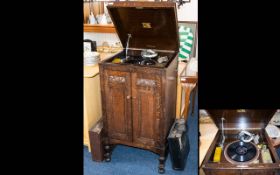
[237, 109, 246, 113]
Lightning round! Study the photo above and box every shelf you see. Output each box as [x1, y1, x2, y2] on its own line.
[84, 24, 116, 33]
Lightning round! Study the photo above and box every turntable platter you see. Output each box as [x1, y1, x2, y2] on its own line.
[224, 141, 259, 164]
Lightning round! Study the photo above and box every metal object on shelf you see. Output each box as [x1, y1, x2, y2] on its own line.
[141, 49, 158, 59]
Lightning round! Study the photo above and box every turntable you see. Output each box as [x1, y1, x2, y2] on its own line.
[224, 140, 259, 164]
[201, 110, 280, 175]
[109, 48, 174, 68]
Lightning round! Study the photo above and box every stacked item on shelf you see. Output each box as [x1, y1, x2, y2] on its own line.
[84, 51, 100, 66]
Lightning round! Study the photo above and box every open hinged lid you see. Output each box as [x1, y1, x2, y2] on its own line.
[206, 109, 277, 129]
[107, 2, 179, 52]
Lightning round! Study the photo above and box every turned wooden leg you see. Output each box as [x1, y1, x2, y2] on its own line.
[158, 156, 166, 174]
[158, 148, 168, 174]
[104, 145, 111, 162]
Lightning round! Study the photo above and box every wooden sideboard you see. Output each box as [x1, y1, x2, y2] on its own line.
[84, 52, 121, 152]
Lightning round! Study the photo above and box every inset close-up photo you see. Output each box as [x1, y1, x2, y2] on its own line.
[199, 109, 280, 175]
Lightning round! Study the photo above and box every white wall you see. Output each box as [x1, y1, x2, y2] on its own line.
[84, 32, 120, 46]
[177, 0, 198, 21]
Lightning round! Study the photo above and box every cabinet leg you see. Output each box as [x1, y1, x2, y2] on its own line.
[158, 149, 168, 174]
[104, 145, 111, 162]
[158, 156, 165, 174]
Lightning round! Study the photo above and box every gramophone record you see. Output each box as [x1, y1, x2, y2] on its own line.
[224, 140, 259, 164]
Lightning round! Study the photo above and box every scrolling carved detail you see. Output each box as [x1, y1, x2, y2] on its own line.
[108, 75, 125, 83]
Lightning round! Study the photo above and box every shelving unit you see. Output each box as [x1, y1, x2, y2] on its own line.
[84, 24, 116, 33]
[83, 1, 116, 33]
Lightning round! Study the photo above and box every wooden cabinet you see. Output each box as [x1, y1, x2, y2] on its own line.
[99, 52, 178, 173]
[83, 74, 102, 152]
[102, 69, 164, 147]
[98, 2, 179, 173]
[84, 52, 123, 152]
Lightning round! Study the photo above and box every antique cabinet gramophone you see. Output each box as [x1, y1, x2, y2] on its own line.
[201, 109, 280, 175]
[98, 1, 179, 173]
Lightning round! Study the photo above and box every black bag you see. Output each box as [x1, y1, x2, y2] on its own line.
[167, 119, 190, 170]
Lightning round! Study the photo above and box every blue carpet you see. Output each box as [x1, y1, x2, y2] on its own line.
[84, 91, 198, 175]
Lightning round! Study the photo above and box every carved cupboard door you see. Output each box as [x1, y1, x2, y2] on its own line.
[131, 72, 162, 147]
[104, 70, 132, 141]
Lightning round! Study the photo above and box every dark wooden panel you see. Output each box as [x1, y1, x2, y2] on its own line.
[89, 120, 104, 162]
[207, 110, 277, 129]
[132, 72, 159, 147]
[104, 70, 132, 141]
[107, 2, 179, 51]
